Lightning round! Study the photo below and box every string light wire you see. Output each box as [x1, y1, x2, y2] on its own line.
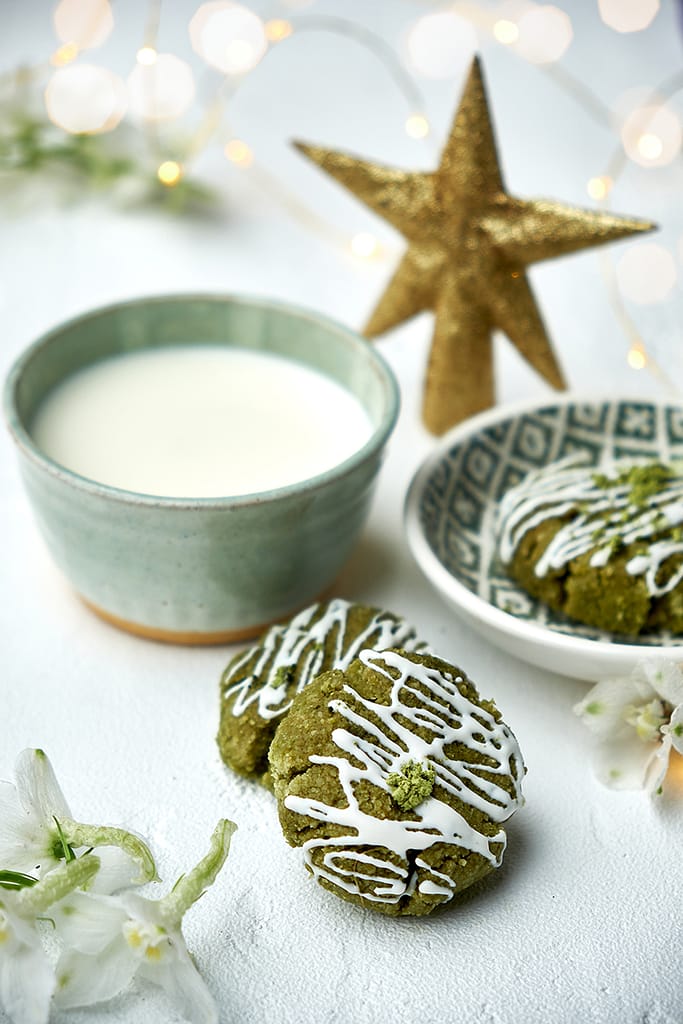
[591, 71, 683, 391]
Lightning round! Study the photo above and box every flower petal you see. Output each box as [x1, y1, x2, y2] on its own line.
[14, 750, 71, 824]
[120, 892, 164, 927]
[667, 704, 683, 756]
[55, 940, 137, 1009]
[139, 942, 218, 1024]
[644, 735, 672, 795]
[87, 846, 141, 895]
[640, 660, 683, 706]
[573, 675, 650, 739]
[0, 938, 55, 1024]
[54, 892, 127, 954]
[0, 783, 43, 874]
[591, 736, 658, 790]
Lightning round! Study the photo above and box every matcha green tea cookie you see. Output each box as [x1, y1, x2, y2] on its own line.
[269, 648, 524, 917]
[217, 599, 427, 782]
[498, 455, 683, 635]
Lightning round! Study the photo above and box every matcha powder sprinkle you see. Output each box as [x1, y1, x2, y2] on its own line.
[591, 462, 675, 508]
[387, 760, 436, 812]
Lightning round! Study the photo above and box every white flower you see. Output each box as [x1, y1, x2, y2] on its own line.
[574, 660, 683, 794]
[0, 856, 99, 1024]
[54, 819, 236, 1024]
[0, 749, 157, 885]
[0, 893, 53, 1024]
[0, 749, 72, 876]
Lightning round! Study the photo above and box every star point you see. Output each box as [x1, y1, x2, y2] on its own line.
[294, 56, 655, 433]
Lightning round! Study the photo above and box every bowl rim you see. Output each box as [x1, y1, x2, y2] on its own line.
[4, 292, 400, 509]
[404, 391, 683, 665]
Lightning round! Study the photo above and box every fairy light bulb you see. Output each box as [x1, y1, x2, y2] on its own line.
[224, 139, 253, 166]
[350, 233, 380, 259]
[516, 6, 573, 64]
[493, 19, 519, 45]
[45, 64, 126, 134]
[51, 43, 79, 67]
[405, 114, 430, 139]
[190, 2, 267, 75]
[637, 133, 663, 159]
[127, 54, 195, 121]
[406, 12, 477, 79]
[53, 0, 113, 50]
[136, 46, 158, 66]
[587, 176, 612, 200]
[157, 161, 182, 186]
[621, 103, 681, 168]
[598, 0, 660, 33]
[265, 19, 292, 42]
[617, 244, 677, 305]
[627, 346, 647, 369]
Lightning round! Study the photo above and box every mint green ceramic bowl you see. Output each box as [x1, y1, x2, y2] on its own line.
[4, 295, 399, 644]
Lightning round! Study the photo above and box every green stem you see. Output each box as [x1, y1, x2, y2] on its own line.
[61, 819, 159, 884]
[159, 819, 236, 928]
[0, 870, 38, 890]
[14, 856, 99, 916]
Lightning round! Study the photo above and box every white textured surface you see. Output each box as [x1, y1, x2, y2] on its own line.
[2, 3, 683, 1023]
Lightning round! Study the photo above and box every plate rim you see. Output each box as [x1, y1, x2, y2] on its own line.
[404, 391, 683, 671]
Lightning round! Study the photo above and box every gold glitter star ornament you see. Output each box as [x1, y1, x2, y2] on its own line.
[294, 57, 654, 434]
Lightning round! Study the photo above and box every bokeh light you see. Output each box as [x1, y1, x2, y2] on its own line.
[621, 102, 681, 167]
[53, 0, 113, 50]
[586, 175, 612, 200]
[136, 46, 158, 66]
[405, 114, 430, 139]
[598, 0, 660, 33]
[127, 54, 195, 121]
[406, 12, 477, 79]
[637, 133, 662, 159]
[51, 43, 79, 67]
[351, 232, 381, 259]
[617, 243, 677, 304]
[265, 19, 292, 42]
[45, 64, 126, 134]
[157, 161, 183, 186]
[224, 138, 253, 166]
[493, 19, 519, 45]
[627, 345, 647, 369]
[516, 6, 573, 64]
[190, 2, 267, 75]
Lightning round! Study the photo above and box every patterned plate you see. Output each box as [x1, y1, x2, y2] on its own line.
[405, 395, 683, 681]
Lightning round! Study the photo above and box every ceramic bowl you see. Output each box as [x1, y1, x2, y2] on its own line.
[405, 395, 683, 682]
[5, 294, 399, 644]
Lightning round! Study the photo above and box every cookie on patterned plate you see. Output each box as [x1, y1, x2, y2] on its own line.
[498, 455, 683, 635]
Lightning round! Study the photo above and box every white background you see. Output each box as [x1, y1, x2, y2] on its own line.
[1, 2, 682, 1022]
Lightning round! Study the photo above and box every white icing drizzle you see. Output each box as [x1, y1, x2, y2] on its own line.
[223, 599, 425, 721]
[498, 454, 683, 597]
[284, 649, 523, 908]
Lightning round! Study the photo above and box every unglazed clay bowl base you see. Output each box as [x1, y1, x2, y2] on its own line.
[5, 295, 399, 643]
[81, 597, 275, 645]
[405, 394, 683, 682]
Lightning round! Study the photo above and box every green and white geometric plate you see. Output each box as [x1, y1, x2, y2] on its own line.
[405, 395, 683, 682]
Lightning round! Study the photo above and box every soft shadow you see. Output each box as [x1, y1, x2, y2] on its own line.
[420, 810, 537, 921]
[334, 529, 397, 596]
